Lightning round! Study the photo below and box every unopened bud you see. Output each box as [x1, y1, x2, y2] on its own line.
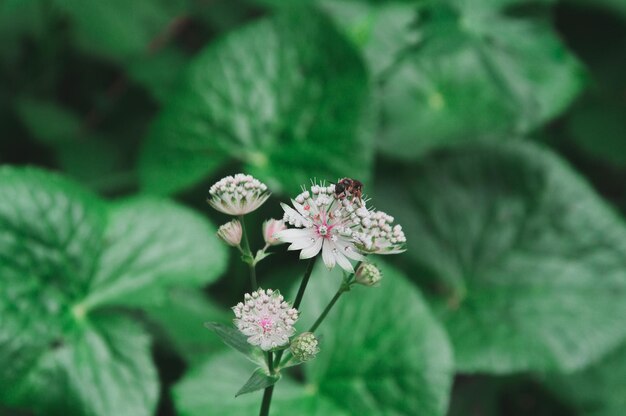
[355, 263, 382, 287]
[217, 220, 242, 247]
[262, 218, 287, 246]
[290, 332, 319, 362]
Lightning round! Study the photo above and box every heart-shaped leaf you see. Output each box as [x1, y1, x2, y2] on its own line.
[375, 141, 626, 373]
[139, 6, 372, 195]
[0, 167, 227, 415]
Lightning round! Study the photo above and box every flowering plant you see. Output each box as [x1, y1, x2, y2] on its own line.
[207, 174, 405, 415]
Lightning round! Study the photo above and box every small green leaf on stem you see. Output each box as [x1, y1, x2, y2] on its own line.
[235, 369, 280, 397]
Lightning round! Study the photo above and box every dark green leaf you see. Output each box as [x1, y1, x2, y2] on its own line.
[53, 0, 186, 60]
[297, 261, 454, 416]
[139, 7, 372, 194]
[545, 343, 626, 416]
[378, 1, 585, 159]
[15, 97, 81, 145]
[375, 141, 626, 373]
[236, 368, 280, 397]
[174, 352, 349, 416]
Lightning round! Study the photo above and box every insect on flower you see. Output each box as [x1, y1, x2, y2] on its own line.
[334, 177, 364, 205]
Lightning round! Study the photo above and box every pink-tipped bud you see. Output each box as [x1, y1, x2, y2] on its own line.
[217, 220, 242, 247]
[262, 218, 287, 246]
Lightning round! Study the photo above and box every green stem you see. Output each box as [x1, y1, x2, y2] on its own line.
[309, 281, 349, 333]
[260, 351, 274, 416]
[259, 384, 274, 416]
[266, 351, 274, 374]
[239, 215, 257, 290]
[274, 256, 318, 369]
[293, 256, 318, 310]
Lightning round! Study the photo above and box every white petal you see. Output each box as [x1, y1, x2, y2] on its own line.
[321, 239, 336, 269]
[280, 202, 308, 224]
[335, 239, 365, 261]
[275, 228, 312, 243]
[300, 237, 322, 259]
[288, 235, 317, 251]
[334, 250, 354, 272]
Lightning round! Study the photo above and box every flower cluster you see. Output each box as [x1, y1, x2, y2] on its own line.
[233, 289, 298, 351]
[208, 174, 270, 215]
[275, 181, 405, 271]
[353, 210, 406, 255]
[275, 183, 364, 272]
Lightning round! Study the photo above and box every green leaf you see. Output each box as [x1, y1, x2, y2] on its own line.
[53, 0, 186, 61]
[205, 322, 265, 367]
[566, 96, 626, 167]
[320, 0, 420, 76]
[378, 1, 585, 159]
[82, 197, 228, 309]
[15, 97, 81, 145]
[174, 352, 349, 416]
[0, 167, 227, 415]
[236, 368, 280, 397]
[545, 343, 626, 416]
[142, 287, 230, 365]
[139, 6, 372, 195]
[1, 313, 158, 416]
[300, 262, 454, 415]
[375, 141, 626, 373]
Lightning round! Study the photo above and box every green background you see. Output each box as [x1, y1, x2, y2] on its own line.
[1, 0, 626, 414]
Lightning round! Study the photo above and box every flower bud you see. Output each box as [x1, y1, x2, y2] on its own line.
[217, 220, 242, 247]
[290, 332, 319, 362]
[262, 218, 287, 246]
[355, 263, 382, 287]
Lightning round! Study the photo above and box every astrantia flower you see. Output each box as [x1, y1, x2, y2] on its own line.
[208, 174, 270, 215]
[353, 210, 406, 254]
[233, 288, 298, 351]
[275, 183, 364, 272]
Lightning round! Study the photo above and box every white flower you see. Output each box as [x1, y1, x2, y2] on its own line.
[353, 210, 406, 254]
[262, 218, 287, 246]
[274, 182, 364, 272]
[355, 262, 382, 286]
[217, 220, 242, 247]
[290, 332, 319, 362]
[233, 288, 298, 351]
[208, 174, 270, 215]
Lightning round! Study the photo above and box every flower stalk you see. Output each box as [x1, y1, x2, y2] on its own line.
[239, 215, 257, 290]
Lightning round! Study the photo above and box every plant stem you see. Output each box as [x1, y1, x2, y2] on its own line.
[259, 385, 274, 416]
[273, 256, 318, 368]
[259, 351, 274, 416]
[267, 351, 274, 373]
[308, 281, 348, 333]
[293, 256, 318, 310]
[239, 215, 257, 290]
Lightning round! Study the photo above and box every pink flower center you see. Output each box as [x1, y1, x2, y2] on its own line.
[259, 317, 273, 334]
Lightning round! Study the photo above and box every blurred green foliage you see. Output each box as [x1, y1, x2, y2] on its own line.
[1, 0, 626, 415]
